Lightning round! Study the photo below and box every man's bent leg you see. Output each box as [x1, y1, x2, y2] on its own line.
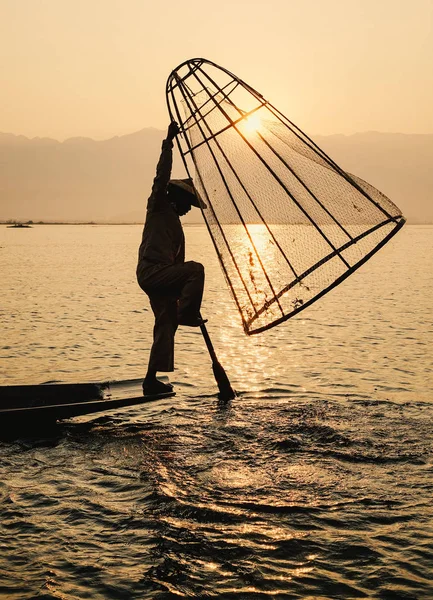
[139, 262, 205, 326]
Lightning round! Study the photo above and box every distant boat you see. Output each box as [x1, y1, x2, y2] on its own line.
[7, 223, 32, 228]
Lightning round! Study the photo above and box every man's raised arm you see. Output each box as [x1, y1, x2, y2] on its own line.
[147, 122, 180, 212]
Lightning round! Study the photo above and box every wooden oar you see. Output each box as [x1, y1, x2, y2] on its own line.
[199, 314, 236, 401]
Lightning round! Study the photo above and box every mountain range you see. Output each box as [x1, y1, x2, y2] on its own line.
[0, 129, 431, 224]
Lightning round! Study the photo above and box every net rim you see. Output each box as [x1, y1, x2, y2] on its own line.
[244, 216, 405, 335]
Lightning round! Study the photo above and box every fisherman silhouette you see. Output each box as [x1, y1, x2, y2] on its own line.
[137, 121, 207, 396]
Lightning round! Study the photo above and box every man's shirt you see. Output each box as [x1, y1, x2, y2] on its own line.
[137, 138, 185, 280]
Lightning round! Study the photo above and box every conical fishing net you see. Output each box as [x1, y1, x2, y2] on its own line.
[166, 59, 405, 335]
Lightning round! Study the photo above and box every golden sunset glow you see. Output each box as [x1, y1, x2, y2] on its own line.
[1, 1, 431, 599]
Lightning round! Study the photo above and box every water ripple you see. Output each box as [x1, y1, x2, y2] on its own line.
[1, 225, 432, 598]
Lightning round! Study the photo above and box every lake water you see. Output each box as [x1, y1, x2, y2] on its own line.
[0, 224, 432, 599]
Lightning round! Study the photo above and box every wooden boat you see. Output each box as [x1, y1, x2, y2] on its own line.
[0, 378, 175, 425]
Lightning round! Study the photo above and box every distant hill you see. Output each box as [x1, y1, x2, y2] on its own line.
[0, 129, 431, 223]
[0, 128, 182, 223]
[315, 132, 433, 224]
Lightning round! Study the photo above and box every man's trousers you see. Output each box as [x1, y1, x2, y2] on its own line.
[137, 261, 205, 372]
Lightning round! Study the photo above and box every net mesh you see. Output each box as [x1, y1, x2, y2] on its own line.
[167, 59, 405, 335]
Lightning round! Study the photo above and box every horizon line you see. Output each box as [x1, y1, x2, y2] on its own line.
[1, 128, 433, 144]
[1, 220, 432, 226]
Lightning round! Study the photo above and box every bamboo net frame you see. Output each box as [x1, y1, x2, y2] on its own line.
[166, 58, 405, 335]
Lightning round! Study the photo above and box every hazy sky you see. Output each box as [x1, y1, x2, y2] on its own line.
[1, 0, 432, 140]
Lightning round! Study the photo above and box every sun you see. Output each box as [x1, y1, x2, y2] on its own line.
[238, 112, 262, 135]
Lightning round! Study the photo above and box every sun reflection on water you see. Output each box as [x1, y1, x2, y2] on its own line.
[246, 223, 275, 256]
